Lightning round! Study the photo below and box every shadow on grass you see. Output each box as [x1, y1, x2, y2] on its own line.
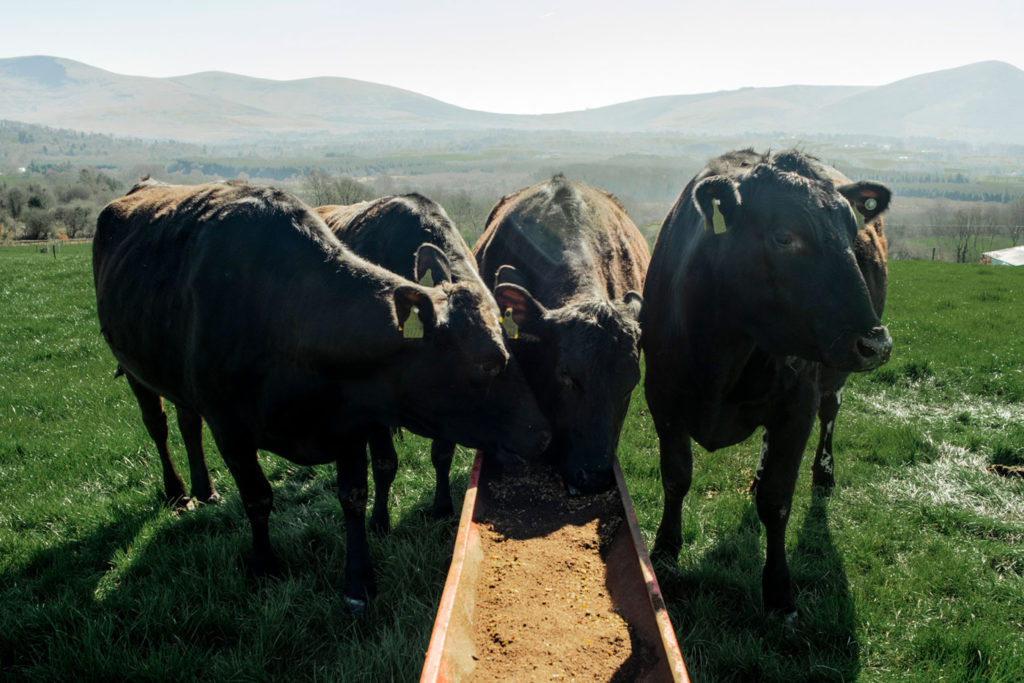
[0, 500, 162, 675]
[655, 492, 858, 683]
[1, 470, 463, 680]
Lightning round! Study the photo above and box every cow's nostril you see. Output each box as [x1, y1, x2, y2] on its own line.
[479, 353, 507, 378]
[479, 360, 502, 377]
[536, 429, 552, 454]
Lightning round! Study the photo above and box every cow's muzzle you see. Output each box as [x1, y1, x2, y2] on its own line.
[852, 325, 892, 370]
[496, 427, 552, 465]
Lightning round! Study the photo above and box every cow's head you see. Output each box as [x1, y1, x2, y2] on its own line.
[392, 244, 550, 462]
[692, 157, 892, 371]
[493, 274, 643, 493]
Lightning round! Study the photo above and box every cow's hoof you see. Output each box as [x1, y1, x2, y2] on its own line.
[344, 595, 368, 616]
[368, 514, 391, 536]
[245, 553, 282, 581]
[651, 538, 681, 566]
[342, 573, 377, 613]
[811, 472, 835, 492]
[782, 610, 798, 630]
[811, 483, 834, 498]
[196, 491, 223, 506]
[165, 493, 191, 509]
[432, 499, 454, 519]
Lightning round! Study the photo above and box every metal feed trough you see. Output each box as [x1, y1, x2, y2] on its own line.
[420, 453, 689, 682]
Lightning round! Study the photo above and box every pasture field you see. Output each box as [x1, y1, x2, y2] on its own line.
[1, 243, 1022, 682]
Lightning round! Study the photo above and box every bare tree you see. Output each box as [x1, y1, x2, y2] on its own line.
[1006, 199, 1024, 246]
[305, 170, 332, 207]
[951, 207, 985, 263]
[332, 176, 375, 205]
[5, 186, 26, 219]
[21, 208, 54, 240]
[433, 189, 492, 245]
[303, 171, 374, 207]
[926, 200, 991, 263]
[53, 205, 93, 238]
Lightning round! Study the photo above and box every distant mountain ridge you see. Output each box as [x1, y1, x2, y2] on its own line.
[1, 56, 1022, 145]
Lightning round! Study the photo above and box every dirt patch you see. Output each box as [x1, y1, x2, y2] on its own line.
[468, 462, 656, 682]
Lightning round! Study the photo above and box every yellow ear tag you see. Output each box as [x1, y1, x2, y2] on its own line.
[419, 270, 434, 287]
[402, 305, 424, 339]
[500, 307, 519, 340]
[854, 206, 866, 230]
[712, 199, 727, 234]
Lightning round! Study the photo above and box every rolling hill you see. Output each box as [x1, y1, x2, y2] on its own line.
[1, 55, 1021, 145]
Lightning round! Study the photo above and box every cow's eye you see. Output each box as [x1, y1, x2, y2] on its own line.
[559, 368, 579, 391]
[772, 231, 797, 249]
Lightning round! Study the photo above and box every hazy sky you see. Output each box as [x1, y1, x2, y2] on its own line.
[3, 0, 1022, 114]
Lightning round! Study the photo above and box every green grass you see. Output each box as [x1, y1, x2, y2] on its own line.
[2, 244, 1023, 681]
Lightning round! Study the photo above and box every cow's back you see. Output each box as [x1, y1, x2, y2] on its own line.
[316, 201, 373, 233]
[475, 176, 648, 306]
[94, 180, 345, 408]
[320, 194, 479, 284]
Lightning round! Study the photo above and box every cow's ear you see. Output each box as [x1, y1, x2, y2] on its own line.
[414, 243, 452, 286]
[494, 264, 529, 289]
[694, 176, 741, 234]
[623, 291, 645, 325]
[838, 181, 892, 224]
[494, 283, 546, 334]
[393, 285, 437, 339]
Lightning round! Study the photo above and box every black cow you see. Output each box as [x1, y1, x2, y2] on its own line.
[94, 179, 550, 610]
[642, 150, 892, 621]
[474, 175, 649, 493]
[317, 194, 506, 526]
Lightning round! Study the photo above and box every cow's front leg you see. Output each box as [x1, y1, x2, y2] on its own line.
[757, 383, 817, 622]
[337, 439, 375, 613]
[811, 386, 843, 491]
[366, 425, 395, 535]
[430, 439, 456, 519]
[648, 386, 693, 561]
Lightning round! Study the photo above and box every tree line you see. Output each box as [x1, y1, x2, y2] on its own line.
[4, 159, 1023, 268]
[886, 198, 1024, 262]
[0, 169, 122, 241]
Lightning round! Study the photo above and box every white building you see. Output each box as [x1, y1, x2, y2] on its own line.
[982, 245, 1024, 266]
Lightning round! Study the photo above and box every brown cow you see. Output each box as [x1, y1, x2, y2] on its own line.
[318, 193, 509, 526]
[94, 179, 550, 611]
[642, 150, 892, 622]
[474, 175, 649, 493]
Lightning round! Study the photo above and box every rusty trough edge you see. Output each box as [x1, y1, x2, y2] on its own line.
[419, 453, 690, 683]
[419, 454, 483, 683]
[612, 457, 690, 683]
